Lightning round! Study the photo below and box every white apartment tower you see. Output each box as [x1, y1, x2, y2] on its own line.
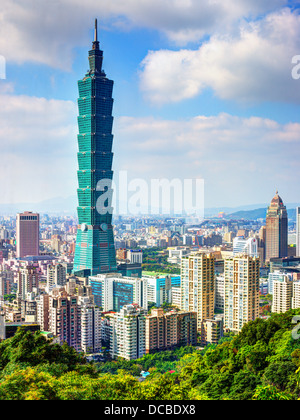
[47, 264, 67, 292]
[292, 281, 300, 309]
[79, 297, 102, 354]
[108, 304, 146, 361]
[224, 255, 260, 333]
[272, 273, 293, 313]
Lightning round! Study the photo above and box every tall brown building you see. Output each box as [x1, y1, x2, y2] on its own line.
[265, 191, 288, 262]
[180, 252, 215, 345]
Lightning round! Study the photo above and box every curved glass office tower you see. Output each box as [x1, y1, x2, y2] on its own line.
[73, 20, 117, 277]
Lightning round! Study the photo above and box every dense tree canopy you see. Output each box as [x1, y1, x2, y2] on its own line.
[1, 310, 300, 400]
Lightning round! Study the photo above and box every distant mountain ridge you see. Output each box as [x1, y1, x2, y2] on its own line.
[225, 207, 297, 221]
[0, 197, 299, 219]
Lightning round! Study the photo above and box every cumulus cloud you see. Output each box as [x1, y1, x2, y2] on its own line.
[0, 92, 77, 203]
[139, 8, 300, 105]
[0, 89, 299, 207]
[0, 0, 289, 69]
[114, 113, 300, 206]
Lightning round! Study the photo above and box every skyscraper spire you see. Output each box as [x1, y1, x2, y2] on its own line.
[89, 18, 103, 73]
[92, 18, 100, 51]
[94, 18, 98, 42]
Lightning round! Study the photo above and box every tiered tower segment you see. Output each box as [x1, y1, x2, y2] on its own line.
[73, 20, 117, 276]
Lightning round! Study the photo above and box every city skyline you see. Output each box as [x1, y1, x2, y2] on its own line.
[0, 2, 300, 211]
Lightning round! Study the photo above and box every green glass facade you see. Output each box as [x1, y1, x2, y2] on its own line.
[73, 21, 117, 277]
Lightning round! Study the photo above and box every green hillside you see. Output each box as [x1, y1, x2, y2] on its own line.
[1, 310, 300, 400]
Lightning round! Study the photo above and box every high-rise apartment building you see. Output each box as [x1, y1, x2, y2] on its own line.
[145, 308, 197, 354]
[47, 264, 67, 292]
[265, 191, 288, 262]
[146, 308, 177, 353]
[171, 286, 181, 308]
[36, 294, 50, 332]
[16, 212, 39, 259]
[292, 281, 300, 309]
[73, 20, 116, 277]
[204, 318, 224, 345]
[48, 288, 81, 351]
[224, 255, 260, 333]
[79, 296, 102, 354]
[215, 274, 225, 312]
[0, 270, 13, 297]
[180, 252, 215, 344]
[17, 266, 39, 300]
[296, 207, 300, 257]
[272, 272, 293, 313]
[108, 304, 146, 361]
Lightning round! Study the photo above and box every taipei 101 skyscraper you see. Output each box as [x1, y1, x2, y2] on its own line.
[73, 20, 117, 277]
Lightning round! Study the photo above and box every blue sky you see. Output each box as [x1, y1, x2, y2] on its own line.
[1, 0, 300, 212]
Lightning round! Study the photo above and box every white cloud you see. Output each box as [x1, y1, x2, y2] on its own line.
[114, 113, 300, 206]
[0, 0, 289, 69]
[139, 8, 300, 105]
[0, 90, 299, 207]
[0, 92, 77, 203]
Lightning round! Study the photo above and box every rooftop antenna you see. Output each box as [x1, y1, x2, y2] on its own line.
[94, 18, 98, 42]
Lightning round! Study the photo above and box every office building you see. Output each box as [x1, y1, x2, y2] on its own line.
[147, 275, 181, 307]
[269, 256, 300, 274]
[180, 252, 215, 344]
[265, 191, 288, 261]
[89, 273, 148, 312]
[117, 262, 142, 278]
[127, 249, 143, 264]
[73, 20, 117, 277]
[16, 212, 39, 259]
[167, 247, 191, 264]
[233, 237, 258, 257]
[224, 255, 260, 333]
[108, 304, 146, 360]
